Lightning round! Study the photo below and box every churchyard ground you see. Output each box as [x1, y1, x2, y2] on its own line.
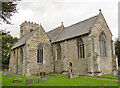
[1, 70, 119, 87]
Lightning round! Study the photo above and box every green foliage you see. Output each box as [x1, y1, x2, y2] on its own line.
[1, 30, 18, 69]
[0, 1, 21, 24]
[115, 39, 120, 66]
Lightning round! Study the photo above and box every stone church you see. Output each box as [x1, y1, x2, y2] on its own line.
[9, 10, 118, 76]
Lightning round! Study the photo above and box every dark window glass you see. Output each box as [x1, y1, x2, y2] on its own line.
[37, 44, 43, 63]
[57, 44, 61, 60]
[20, 48, 23, 62]
[77, 38, 85, 59]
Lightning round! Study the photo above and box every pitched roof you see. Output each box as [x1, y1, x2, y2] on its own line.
[47, 26, 63, 42]
[11, 30, 36, 50]
[53, 15, 98, 43]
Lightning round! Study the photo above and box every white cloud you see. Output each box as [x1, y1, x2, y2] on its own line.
[1, 0, 119, 40]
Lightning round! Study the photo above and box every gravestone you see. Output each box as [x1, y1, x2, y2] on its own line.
[43, 72, 46, 77]
[38, 78, 46, 83]
[6, 74, 12, 78]
[68, 71, 73, 79]
[113, 70, 118, 76]
[13, 78, 22, 83]
[73, 68, 78, 77]
[40, 72, 42, 77]
[26, 78, 33, 85]
[26, 68, 31, 76]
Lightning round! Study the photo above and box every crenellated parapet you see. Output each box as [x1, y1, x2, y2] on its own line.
[20, 21, 39, 28]
[20, 21, 40, 37]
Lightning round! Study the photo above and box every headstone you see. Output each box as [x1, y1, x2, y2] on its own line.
[113, 70, 118, 76]
[13, 78, 22, 83]
[40, 72, 42, 77]
[38, 78, 46, 83]
[26, 78, 33, 85]
[26, 68, 31, 76]
[43, 72, 46, 77]
[6, 74, 12, 78]
[73, 68, 78, 77]
[68, 71, 73, 79]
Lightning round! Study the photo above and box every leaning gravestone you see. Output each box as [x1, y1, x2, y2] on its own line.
[13, 78, 22, 83]
[6, 74, 12, 78]
[26, 78, 33, 85]
[38, 78, 46, 83]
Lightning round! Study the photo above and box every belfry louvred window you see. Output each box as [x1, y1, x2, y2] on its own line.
[77, 38, 85, 59]
[37, 44, 43, 63]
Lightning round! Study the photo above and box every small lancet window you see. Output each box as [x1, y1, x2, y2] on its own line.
[57, 44, 61, 60]
[99, 32, 107, 57]
[20, 48, 23, 62]
[77, 38, 85, 59]
[37, 44, 43, 63]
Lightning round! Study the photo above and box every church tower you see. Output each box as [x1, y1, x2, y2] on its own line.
[20, 21, 39, 37]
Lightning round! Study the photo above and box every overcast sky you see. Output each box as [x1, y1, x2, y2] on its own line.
[1, 0, 119, 40]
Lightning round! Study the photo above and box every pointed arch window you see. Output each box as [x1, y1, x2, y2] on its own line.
[20, 48, 23, 62]
[57, 44, 61, 60]
[99, 32, 107, 57]
[77, 38, 85, 59]
[37, 44, 43, 63]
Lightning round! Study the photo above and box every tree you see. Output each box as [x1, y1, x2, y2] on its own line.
[0, 30, 18, 69]
[0, 1, 20, 24]
[114, 38, 120, 66]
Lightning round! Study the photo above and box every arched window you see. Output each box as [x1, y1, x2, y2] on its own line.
[77, 38, 85, 59]
[99, 32, 106, 57]
[20, 48, 23, 62]
[57, 44, 61, 60]
[30, 29, 33, 32]
[37, 44, 43, 63]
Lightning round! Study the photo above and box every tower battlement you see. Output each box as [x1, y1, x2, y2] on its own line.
[20, 21, 39, 28]
[20, 21, 40, 37]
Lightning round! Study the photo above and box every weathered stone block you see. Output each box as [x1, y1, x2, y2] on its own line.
[13, 78, 22, 83]
[38, 78, 46, 83]
[26, 78, 33, 85]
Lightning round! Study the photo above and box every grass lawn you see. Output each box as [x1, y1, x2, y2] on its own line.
[2, 72, 119, 87]
[94, 73, 118, 79]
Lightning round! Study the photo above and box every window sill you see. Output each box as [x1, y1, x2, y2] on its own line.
[37, 63, 44, 65]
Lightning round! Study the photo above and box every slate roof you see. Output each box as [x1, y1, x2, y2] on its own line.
[53, 15, 98, 43]
[47, 26, 63, 42]
[11, 30, 36, 50]
[11, 15, 98, 49]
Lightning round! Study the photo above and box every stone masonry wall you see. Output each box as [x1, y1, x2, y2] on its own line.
[26, 26, 53, 74]
[53, 34, 89, 75]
